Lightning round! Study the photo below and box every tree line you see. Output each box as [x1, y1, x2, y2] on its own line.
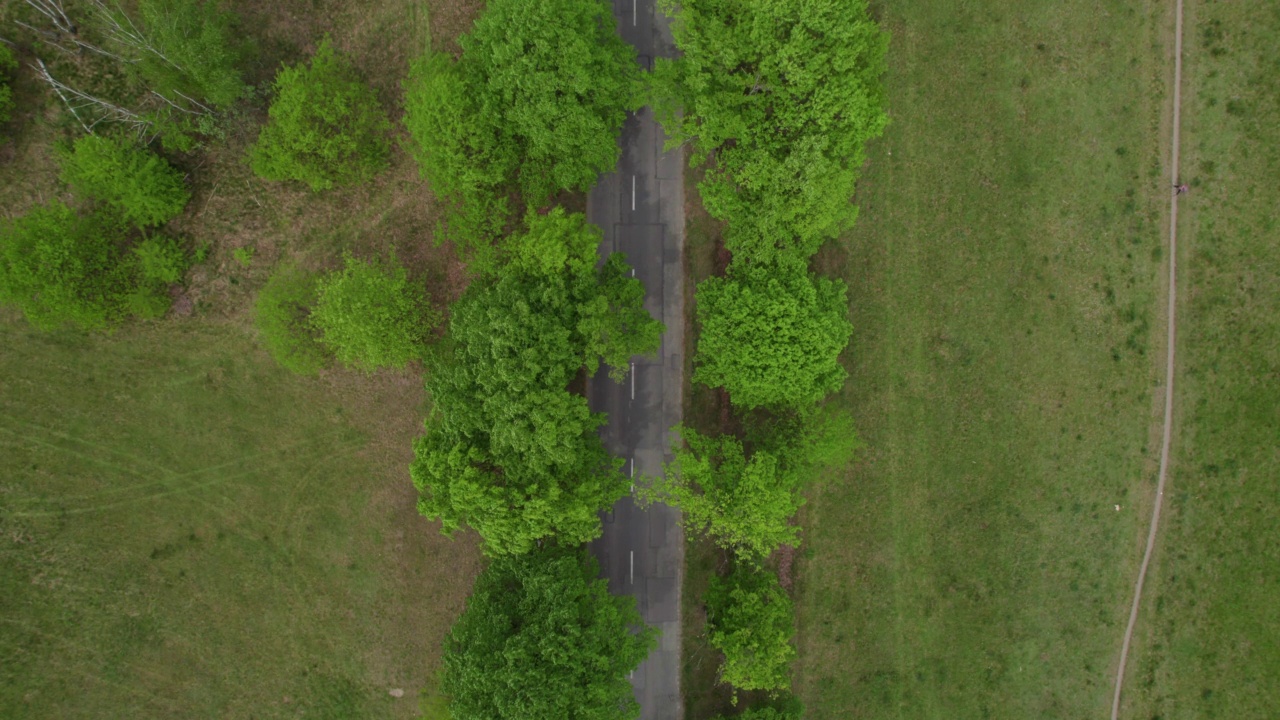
[0, 0, 887, 717]
[644, 0, 889, 714]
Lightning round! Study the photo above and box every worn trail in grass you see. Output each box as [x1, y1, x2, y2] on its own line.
[1123, 1, 1280, 717]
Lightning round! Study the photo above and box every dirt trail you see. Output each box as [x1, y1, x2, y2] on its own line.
[1110, 0, 1185, 717]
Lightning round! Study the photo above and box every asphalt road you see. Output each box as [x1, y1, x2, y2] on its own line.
[587, 2, 685, 718]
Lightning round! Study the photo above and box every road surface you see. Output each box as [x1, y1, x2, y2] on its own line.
[587, 1, 685, 719]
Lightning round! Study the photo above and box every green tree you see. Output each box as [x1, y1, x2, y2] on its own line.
[403, 0, 639, 244]
[695, 264, 851, 410]
[442, 546, 656, 720]
[646, 426, 801, 562]
[59, 134, 190, 227]
[254, 264, 328, 375]
[309, 253, 437, 372]
[402, 51, 509, 254]
[0, 43, 16, 126]
[653, 0, 889, 264]
[412, 210, 661, 555]
[250, 39, 390, 191]
[0, 202, 165, 329]
[707, 566, 796, 697]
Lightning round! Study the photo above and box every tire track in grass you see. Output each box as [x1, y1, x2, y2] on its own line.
[1110, 0, 1185, 716]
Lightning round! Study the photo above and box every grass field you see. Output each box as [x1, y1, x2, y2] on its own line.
[0, 1, 490, 718]
[0, 318, 481, 718]
[1124, 2, 1280, 717]
[793, 1, 1175, 717]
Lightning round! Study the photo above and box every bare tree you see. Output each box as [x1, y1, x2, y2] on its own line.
[33, 57, 150, 133]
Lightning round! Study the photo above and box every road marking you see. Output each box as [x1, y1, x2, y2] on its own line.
[631, 175, 636, 211]
[630, 457, 635, 492]
[630, 362, 636, 400]
[629, 550, 634, 585]
[633, 0, 637, 26]
[1111, 0, 1185, 717]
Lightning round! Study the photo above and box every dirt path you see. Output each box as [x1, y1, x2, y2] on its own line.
[1110, 1, 1186, 717]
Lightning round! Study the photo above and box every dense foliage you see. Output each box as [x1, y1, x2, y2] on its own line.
[653, 0, 889, 265]
[0, 43, 15, 126]
[694, 264, 852, 410]
[648, 427, 800, 562]
[403, 0, 639, 246]
[706, 565, 797, 696]
[59, 134, 191, 227]
[254, 265, 328, 375]
[250, 39, 390, 191]
[411, 210, 661, 555]
[133, 235, 190, 285]
[0, 202, 168, 329]
[310, 253, 437, 371]
[442, 546, 656, 720]
[130, 0, 248, 109]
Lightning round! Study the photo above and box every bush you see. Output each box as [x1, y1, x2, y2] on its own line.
[59, 134, 191, 227]
[250, 39, 391, 191]
[707, 566, 797, 697]
[0, 202, 139, 330]
[309, 253, 436, 371]
[255, 265, 328, 375]
[0, 43, 16, 126]
[133, 235, 189, 284]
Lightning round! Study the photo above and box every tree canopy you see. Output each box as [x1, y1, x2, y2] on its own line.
[442, 546, 656, 720]
[309, 253, 437, 372]
[646, 426, 801, 562]
[411, 210, 661, 555]
[694, 264, 851, 410]
[59, 134, 190, 227]
[250, 39, 390, 191]
[0, 202, 168, 329]
[653, 0, 889, 264]
[707, 565, 797, 696]
[403, 0, 640, 246]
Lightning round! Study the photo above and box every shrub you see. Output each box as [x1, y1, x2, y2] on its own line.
[58, 134, 191, 227]
[0, 43, 16, 126]
[133, 235, 189, 284]
[309, 253, 436, 371]
[0, 202, 137, 330]
[250, 39, 391, 191]
[254, 265, 328, 375]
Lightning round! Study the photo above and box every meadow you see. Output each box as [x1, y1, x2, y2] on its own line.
[793, 1, 1175, 717]
[0, 1, 486, 717]
[1124, 1, 1280, 717]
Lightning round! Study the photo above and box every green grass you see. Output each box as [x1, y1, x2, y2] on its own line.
[0, 3, 494, 717]
[0, 317, 481, 718]
[1124, 2, 1280, 717]
[794, 1, 1174, 717]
